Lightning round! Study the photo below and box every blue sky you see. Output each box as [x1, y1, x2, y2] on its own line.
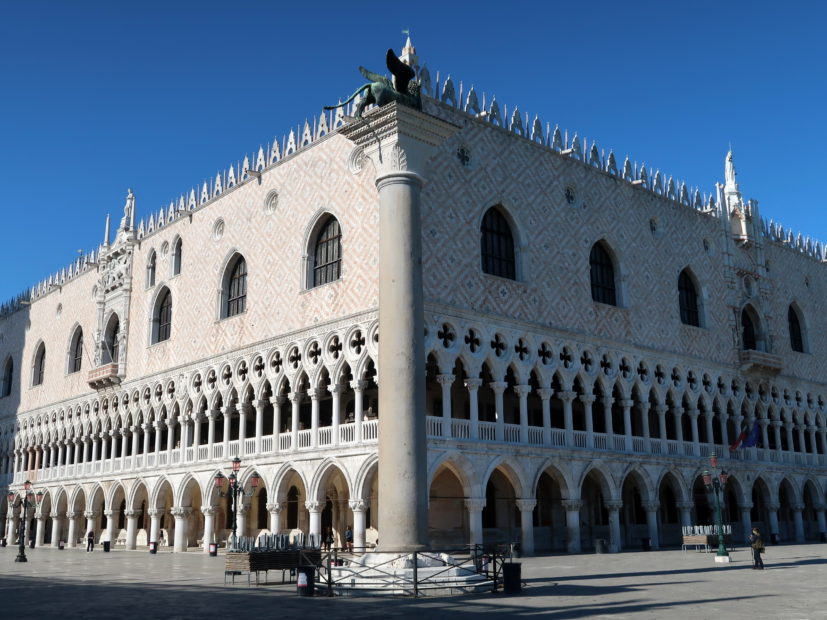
[1, 1, 824, 303]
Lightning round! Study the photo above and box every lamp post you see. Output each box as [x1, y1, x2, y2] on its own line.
[703, 454, 730, 563]
[214, 457, 259, 551]
[8, 481, 43, 563]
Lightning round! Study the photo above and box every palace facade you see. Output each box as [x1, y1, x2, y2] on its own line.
[1, 41, 826, 555]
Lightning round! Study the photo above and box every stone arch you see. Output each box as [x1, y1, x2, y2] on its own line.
[303, 208, 344, 289]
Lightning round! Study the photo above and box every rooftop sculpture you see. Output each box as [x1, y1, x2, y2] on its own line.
[325, 48, 421, 118]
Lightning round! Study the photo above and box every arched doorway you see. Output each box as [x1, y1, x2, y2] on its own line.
[658, 473, 683, 547]
[481, 468, 517, 545]
[428, 465, 468, 548]
[534, 466, 567, 552]
[620, 471, 649, 550]
[580, 469, 611, 551]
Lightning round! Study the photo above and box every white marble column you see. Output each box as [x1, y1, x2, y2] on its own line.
[125, 510, 140, 549]
[351, 381, 365, 444]
[254, 399, 265, 455]
[491, 381, 507, 441]
[606, 501, 622, 553]
[620, 399, 633, 451]
[537, 388, 553, 445]
[148, 508, 162, 545]
[329, 386, 343, 447]
[65, 511, 78, 547]
[178, 415, 188, 462]
[740, 503, 753, 542]
[207, 409, 217, 459]
[34, 512, 46, 547]
[191, 412, 202, 462]
[272, 397, 284, 451]
[465, 498, 485, 548]
[656, 405, 668, 452]
[267, 502, 281, 534]
[142, 422, 151, 458]
[465, 378, 482, 440]
[516, 499, 536, 556]
[772, 420, 782, 455]
[792, 503, 805, 542]
[677, 500, 694, 528]
[642, 501, 660, 550]
[687, 408, 700, 456]
[290, 392, 301, 451]
[562, 499, 582, 553]
[238, 404, 249, 456]
[515, 385, 530, 444]
[236, 504, 249, 539]
[310, 389, 321, 448]
[306, 501, 321, 547]
[437, 374, 454, 438]
[704, 412, 715, 450]
[202, 506, 216, 551]
[50, 512, 61, 547]
[84, 510, 97, 540]
[603, 397, 614, 441]
[581, 395, 595, 448]
[172, 507, 192, 552]
[349, 499, 367, 552]
[673, 406, 685, 443]
[222, 407, 231, 458]
[768, 502, 780, 538]
[104, 509, 117, 544]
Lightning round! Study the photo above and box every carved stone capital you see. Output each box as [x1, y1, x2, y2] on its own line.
[604, 500, 623, 511]
[304, 500, 321, 513]
[65, 511, 79, 519]
[436, 374, 455, 387]
[536, 388, 553, 400]
[676, 500, 695, 510]
[513, 384, 532, 398]
[464, 378, 483, 390]
[515, 499, 537, 512]
[641, 501, 660, 513]
[171, 507, 193, 519]
[266, 502, 282, 515]
[147, 509, 164, 518]
[124, 509, 141, 519]
[464, 498, 486, 513]
[49, 511, 60, 519]
[489, 381, 507, 394]
[349, 380, 368, 392]
[348, 499, 367, 512]
[561, 499, 582, 511]
[83, 510, 99, 519]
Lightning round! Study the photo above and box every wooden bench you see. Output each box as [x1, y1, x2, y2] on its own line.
[224, 570, 251, 586]
[682, 534, 733, 553]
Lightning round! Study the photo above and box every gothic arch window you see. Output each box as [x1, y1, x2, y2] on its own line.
[32, 343, 46, 387]
[589, 241, 617, 306]
[678, 268, 701, 327]
[152, 288, 172, 344]
[1, 357, 12, 397]
[69, 327, 84, 374]
[147, 251, 157, 287]
[741, 307, 758, 351]
[480, 206, 516, 280]
[103, 314, 120, 364]
[172, 238, 182, 276]
[788, 304, 805, 353]
[221, 253, 247, 318]
[312, 216, 342, 287]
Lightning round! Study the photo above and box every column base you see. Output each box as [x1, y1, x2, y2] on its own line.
[375, 543, 428, 554]
[714, 555, 731, 563]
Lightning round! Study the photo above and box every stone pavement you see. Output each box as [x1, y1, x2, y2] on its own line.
[1, 543, 827, 619]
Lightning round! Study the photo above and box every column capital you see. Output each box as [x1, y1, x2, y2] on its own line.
[83, 510, 99, 519]
[685, 407, 699, 418]
[252, 399, 268, 409]
[304, 500, 321, 513]
[766, 502, 780, 511]
[515, 499, 537, 512]
[513, 384, 532, 397]
[536, 388, 553, 400]
[309, 388, 326, 401]
[675, 500, 695, 510]
[266, 502, 282, 515]
[436, 374, 455, 386]
[147, 508, 164, 518]
[604, 500, 623, 511]
[489, 381, 507, 394]
[65, 511, 79, 519]
[327, 384, 346, 396]
[349, 380, 368, 392]
[348, 499, 367, 512]
[104, 510, 116, 518]
[619, 399, 635, 409]
[561, 499, 582, 511]
[464, 498, 486, 513]
[124, 509, 141, 519]
[791, 503, 805, 512]
[49, 511, 60, 519]
[201, 506, 217, 517]
[671, 406, 684, 415]
[740, 502, 754, 511]
[35, 512, 46, 520]
[641, 501, 660, 512]
[289, 391, 305, 403]
[464, 378, 483, 390]
[171, 507, 193, 518]
[579, 394, 596, 405]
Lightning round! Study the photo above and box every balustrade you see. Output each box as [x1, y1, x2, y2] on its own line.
[318, 427, 332, 446]
[451, 419, 470, 439]
[279, 432, 292, 451]
[260, 436, 274, 454]
[362, 419, 378, 441]
[339, 423, 355, 444]
[527, 427, 544, 445]
[297, 429, 312, 448]
[504, 424, 520, 443]
[478, 421, 496, 441]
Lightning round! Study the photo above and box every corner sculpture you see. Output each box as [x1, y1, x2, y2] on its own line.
[325, 48, 421, 118]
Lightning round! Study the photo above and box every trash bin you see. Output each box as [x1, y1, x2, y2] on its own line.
[296, 566, 315, 597]
[642, 538, 651, 552]
[770, 533, 780, 545]
[502, 562, 522, 594]
[209, 543, 218, 557]
[103, 541, 111, 553]
[595, 538, 607, 554]
[149, 541, 158, 554]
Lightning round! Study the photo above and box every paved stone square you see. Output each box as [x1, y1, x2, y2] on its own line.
[2, 543, 827, 619]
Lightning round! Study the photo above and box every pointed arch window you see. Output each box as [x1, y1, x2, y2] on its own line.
[741, 308, 757, 351]
[312, 217, 342, 287]
[589, 242, 617, 306]
[103, 315, 120, 364]
[1, 357, 12, 397]
[678, 269, 700, 327]
[153, 288, 172, 343]
[147, 251, 157, 287]
[788, 305, 804, 353]
[70, 328, 84, 373]
[224, 255, 247, 318]
[481, 207, 516, 280]
[172, 239, 182, 276]
[33, 343, 46, 386]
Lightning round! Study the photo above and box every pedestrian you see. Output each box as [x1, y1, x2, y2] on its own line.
[345, 525, 353, 552]
[323, 526, 334, 551]
[86, 531, 94, 553]
[749, 527, 765, 569]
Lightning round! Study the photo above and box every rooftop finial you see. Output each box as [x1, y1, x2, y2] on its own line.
[399, 29, 419, 72]
[103, 213, 111, 247]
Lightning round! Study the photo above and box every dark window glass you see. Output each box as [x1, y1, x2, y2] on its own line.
[157, 290, 172, 342]
[147, 252, 156, 287]
[480, 207, 516, 279]
[104, 318, 120, 364]
[71, 331, 83, 373]
[313, 218, 342, 287]
[742, 309, 756, 351]
[1, 358, 12, 397]
[589, 243, 617, 305]
[678, 270, 700, 327]
[788, 306, 804, 352]
[34, 346, 45, 386]
[173, 240, 182, 276]
[227, 257, 247, 317]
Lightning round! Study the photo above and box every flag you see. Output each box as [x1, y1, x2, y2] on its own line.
[741, 419, 761, 448]
[729, 425, 748, 451]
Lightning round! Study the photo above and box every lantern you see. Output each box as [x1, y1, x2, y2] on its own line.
[214, 472, 226, 488]
[250, 471, 260, 488]
[709, 454, 718, 469]
[232, 457, 241, 473]
[35, 491, 44, 503]
[719, 471, 728, 486]
[23, 480, 32, 492]
[6, 491, 14, 504]
[702, 471, 712, 487]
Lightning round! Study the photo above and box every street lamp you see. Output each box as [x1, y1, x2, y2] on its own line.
[703, 454, 730, 563]
[8, 481, 43, 563]
[214, 457, 259, 551]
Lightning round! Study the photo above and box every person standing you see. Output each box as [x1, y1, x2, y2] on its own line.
[749, 527, 765, 569]
[86, 531, 94, 553]
[345, 525, 353, 552]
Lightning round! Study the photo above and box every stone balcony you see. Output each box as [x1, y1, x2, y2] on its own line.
[740, 350, 783, 375]
[87, 363, 121, 389]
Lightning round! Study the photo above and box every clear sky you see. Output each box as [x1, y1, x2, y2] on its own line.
[1, 1, 824, 303]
